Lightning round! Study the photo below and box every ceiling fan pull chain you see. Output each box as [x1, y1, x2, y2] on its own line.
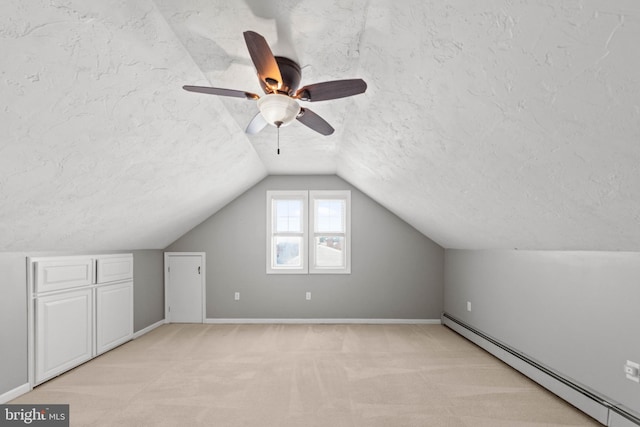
[275, 121, 283, 155]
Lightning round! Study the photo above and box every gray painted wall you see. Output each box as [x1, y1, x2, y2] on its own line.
[444, 249, 640, 415]
[131, 250, 165, 331]
[166, 175, 444, 320]
[0, 252, 28, 396]
[0, 250, 164, 398]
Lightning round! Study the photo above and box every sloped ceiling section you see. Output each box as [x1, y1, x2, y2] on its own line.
[1, 0, 640, 251]
[336, 0, 640, 250]
[0, 0, 266, 251]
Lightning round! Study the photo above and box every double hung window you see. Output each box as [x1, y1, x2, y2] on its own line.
[267, 190, 350, 274]
[309, 191, 350, 274]
[266, 191, 308, 274]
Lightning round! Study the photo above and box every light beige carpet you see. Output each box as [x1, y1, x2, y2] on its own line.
[13, 324, 602, 426]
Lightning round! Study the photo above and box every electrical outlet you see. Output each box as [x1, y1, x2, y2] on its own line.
[467, 301, 472, 312]
[625, 360, 640, 383]
[234, 292, 240, 301]
[306, 292, 311, 300]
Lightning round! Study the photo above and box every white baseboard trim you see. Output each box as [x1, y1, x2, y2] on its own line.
[133, 319, 165, 339]
[205, 318, 441, 325]
[0, 383, 30, 404]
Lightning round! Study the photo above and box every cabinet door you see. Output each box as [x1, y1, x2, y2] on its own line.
[35, 289, 93, 384]
[96, 255, 133, 284]
[96, 281, 133, 355]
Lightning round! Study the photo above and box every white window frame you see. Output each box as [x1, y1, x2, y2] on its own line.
[309, 190, 351, 274]
[266, 190, 352, 275]
[266, 190, 308, 274]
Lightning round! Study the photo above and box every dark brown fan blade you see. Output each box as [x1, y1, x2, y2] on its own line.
[243, 31, 283, 92]
[295, 79, 367, 102]
[296, 107, 334, 136]
[183, 85, 259, 100]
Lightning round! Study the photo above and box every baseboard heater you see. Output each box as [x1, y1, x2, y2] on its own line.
[442, 313, 640, 427]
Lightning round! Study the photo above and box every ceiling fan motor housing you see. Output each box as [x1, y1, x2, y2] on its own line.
[259, 56, 301, 96]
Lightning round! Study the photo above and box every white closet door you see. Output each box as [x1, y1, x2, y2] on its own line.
[96, 281, 133, 355]
[165, 254, 205, 323]
[35, 288, 93, 384]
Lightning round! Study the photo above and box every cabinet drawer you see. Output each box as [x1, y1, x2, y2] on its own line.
[35, 258, 93, 293]
[96, 255, 133, 283]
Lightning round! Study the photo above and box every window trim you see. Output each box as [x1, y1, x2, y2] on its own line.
[266, 190, 308, 274]
[266, 190, 351, 275]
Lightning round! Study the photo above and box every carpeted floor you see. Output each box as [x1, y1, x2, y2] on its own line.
[12, 324, 602, 426]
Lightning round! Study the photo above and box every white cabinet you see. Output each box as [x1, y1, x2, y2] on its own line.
[35, 288, 93, 384]
[29, 254, 134, 386]
[96, 281, 133, 355]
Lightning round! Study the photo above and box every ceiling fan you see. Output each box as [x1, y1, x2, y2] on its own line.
[183, 31, 367, 137]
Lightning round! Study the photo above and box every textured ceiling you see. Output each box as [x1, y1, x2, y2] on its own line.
[1, 0, 639, 251]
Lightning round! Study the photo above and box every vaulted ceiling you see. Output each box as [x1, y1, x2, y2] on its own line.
[1, 0, 639, 252]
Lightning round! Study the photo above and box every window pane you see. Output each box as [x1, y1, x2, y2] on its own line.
[275, 199, 302, 233]
[315, 199, 344, 233]
[314, 236, 345, 267]
[274, 236, 302, 267]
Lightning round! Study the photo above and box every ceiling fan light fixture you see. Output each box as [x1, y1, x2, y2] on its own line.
[257, 94, 300, 127]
